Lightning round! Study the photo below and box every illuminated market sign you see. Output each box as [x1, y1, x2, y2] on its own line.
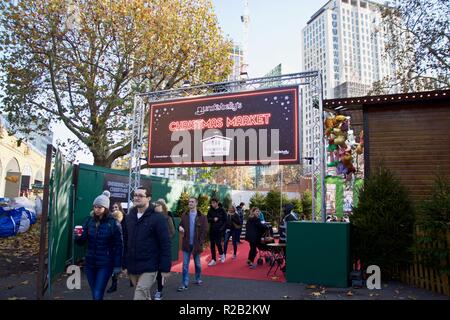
[148, 86, 299, 167]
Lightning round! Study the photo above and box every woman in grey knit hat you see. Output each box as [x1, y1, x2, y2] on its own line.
[74, 190, 123, 300]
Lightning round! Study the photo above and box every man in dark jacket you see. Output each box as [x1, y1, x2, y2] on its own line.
[177, 197, 208, 291]
[123, 186, 171, 300]
[207, 198, 227, 265]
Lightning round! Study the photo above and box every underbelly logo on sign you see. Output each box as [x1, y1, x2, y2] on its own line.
[103, 174, 152, 208]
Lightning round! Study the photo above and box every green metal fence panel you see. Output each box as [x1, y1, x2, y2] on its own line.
[286, 221, 351, 287]
[73, 165, 105, 263]
[48, 151, 73, 285]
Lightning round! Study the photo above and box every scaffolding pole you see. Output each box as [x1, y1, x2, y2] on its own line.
[128, 95, 145, 209]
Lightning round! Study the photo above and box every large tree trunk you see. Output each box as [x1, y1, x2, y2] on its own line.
[92, 142, 132, 168]
[93, 157, 114, 168]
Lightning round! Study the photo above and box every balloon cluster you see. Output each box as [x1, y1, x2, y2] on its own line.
[324, 114, 364, 180]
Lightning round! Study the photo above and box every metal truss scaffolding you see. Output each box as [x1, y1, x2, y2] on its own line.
[128, 95, 145, 209]
[129, 71, 327, 221]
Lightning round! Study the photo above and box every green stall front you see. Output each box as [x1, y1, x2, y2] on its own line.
[286, 221, 351, 288]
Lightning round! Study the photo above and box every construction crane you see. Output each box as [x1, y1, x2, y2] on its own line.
[240, 0, 250, 79]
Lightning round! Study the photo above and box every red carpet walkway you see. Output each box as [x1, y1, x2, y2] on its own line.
[171, 241, 285, 283]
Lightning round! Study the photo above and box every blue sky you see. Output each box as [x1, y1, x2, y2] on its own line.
[212, 0, 322, 77]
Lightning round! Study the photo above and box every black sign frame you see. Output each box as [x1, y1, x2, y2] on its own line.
[147, 86, 300, 167]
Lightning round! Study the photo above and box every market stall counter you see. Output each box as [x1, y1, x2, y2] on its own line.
[286, 221, 350, 287]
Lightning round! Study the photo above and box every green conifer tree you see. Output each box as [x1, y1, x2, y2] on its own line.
[176, 190, 190, 217]
[351, 166, 415, 279]
[415, 172, 450, 275]
[198, 194, 210, 216]
[301, 190, 312, 220]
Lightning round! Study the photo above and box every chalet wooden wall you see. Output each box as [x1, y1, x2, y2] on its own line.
[342, 108, 363, 139]
[365, 98, 450, 202]
[325, 90, 450, 203]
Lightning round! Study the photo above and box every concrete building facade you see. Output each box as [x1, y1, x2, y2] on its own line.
[0, 117, 47, 198]
[300, 0, 393, 158]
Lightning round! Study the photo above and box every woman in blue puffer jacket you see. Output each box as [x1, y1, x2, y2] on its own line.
[74, 190, 123, 300]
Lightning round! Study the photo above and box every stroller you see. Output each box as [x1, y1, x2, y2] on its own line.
[256, 223, 275, 265]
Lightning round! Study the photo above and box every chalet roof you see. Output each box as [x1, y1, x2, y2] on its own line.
[324, 89, 450, 112]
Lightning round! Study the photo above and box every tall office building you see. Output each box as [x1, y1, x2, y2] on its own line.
[300, 0, 393, 158]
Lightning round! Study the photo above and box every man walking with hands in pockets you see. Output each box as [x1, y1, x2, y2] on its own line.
[177, 197, 207, 292]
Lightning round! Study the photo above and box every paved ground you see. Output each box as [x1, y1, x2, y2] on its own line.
[1, 221, 448, 301]
[1, 269, 449, 301]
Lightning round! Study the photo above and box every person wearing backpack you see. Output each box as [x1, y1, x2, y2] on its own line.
[74, 191, 123, 300]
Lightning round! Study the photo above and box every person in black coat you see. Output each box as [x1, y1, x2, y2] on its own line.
[223, 206, 242, 259]
[122, 186, 171, 300]
[207, 198, 227, 265]
[245, 207, 266, 269]
[74, 191, 123, 300]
